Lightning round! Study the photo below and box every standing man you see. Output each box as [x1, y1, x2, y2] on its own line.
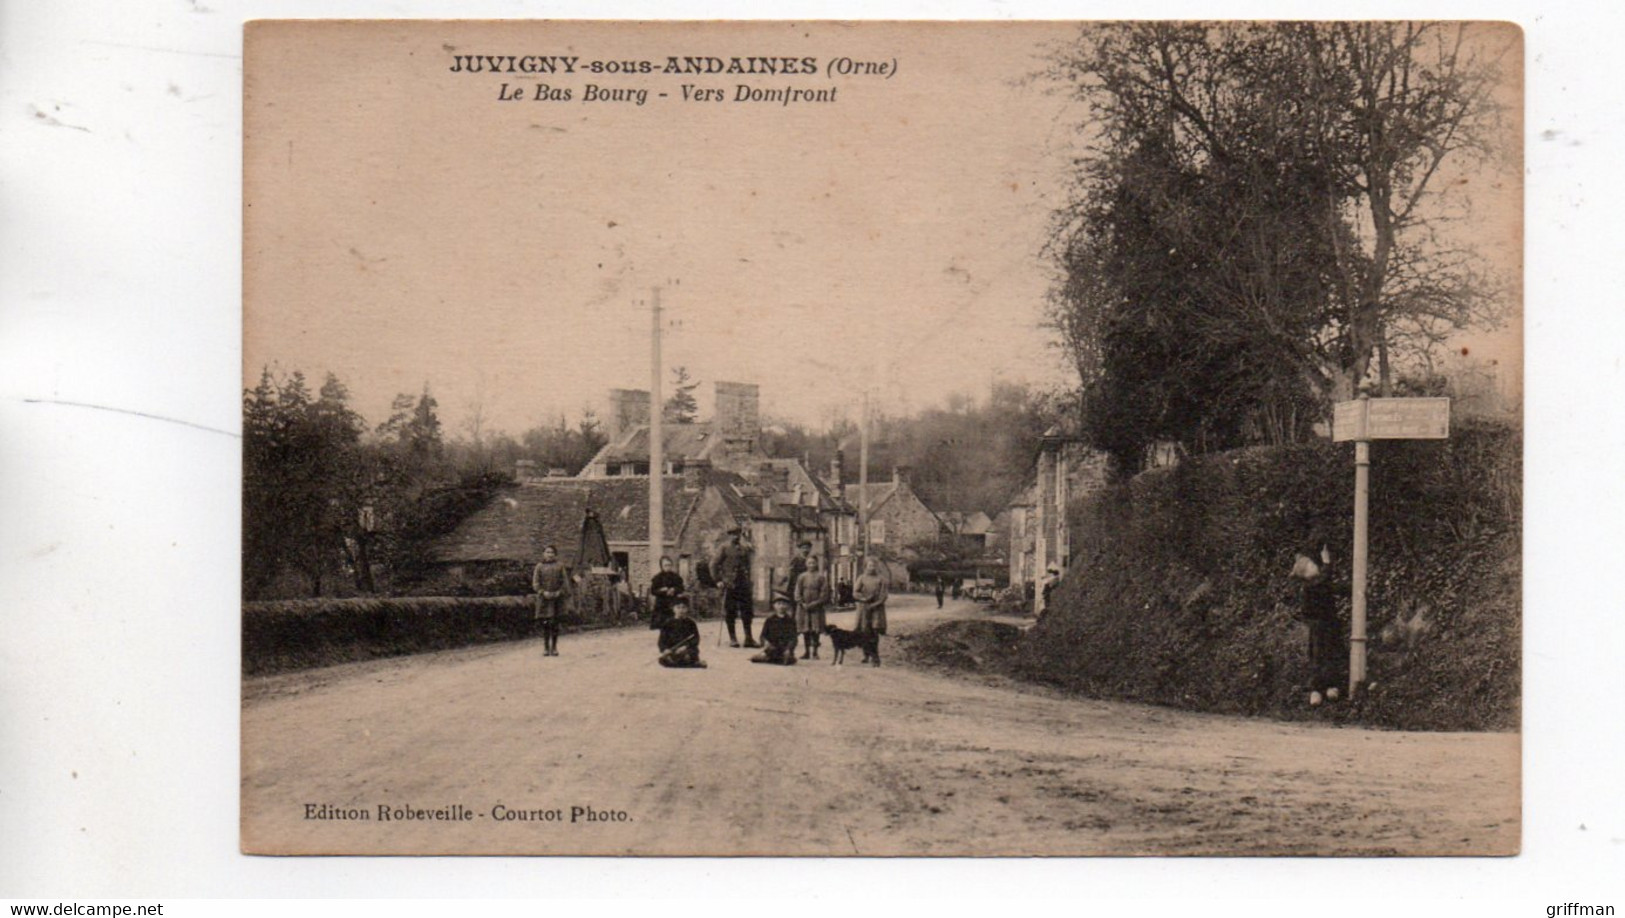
[531, 545, 572, 658]
[713, 526, 757, 648]
[935, 579, 945, 609]
[788, 541, 812, 606]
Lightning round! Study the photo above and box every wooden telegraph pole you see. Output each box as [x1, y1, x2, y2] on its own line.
[648, 285, 664, 581]
[858, 387, 870, 565]
[1332, 395, 1450, 696]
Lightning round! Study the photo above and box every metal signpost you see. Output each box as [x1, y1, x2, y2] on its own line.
[1331, 396, 1451, 695]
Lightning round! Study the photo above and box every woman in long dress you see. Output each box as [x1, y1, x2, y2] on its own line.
[852, 557, 889, 643]
[795, 554, 831, 659]
[648, 555, 685, 631]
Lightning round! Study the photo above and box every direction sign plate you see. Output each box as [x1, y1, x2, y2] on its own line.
[1333, 398, 1450, 441]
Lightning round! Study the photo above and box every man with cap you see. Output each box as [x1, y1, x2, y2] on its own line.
[712, 526, 757, 648]
[750, 591, 799, 665]
[657, 595, 707, 668]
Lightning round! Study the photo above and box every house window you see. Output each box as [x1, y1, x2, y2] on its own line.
[868, 520, 886, 544]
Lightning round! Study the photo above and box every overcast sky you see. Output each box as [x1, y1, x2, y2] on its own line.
[244, 21, 1093, 434]
[245, 21, 1519, 436]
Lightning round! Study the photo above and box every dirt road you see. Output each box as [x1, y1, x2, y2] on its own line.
[241, 595, 1518, 855]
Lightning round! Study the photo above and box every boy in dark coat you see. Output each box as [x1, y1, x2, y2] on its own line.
[657, 596, 706, 668]
[750, 593, 798, 665]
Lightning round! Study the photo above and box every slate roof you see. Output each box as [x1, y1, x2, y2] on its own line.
[429, 478, 705, 564]
[587, 422, 724, 467]
[842, 481, 900, 516]
[760, 458, 853, 514]
[706, 470, 794, 523]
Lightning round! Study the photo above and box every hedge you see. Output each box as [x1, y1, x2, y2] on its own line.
[1014, 420, 1521, 731]
[243, 595, 630, 676]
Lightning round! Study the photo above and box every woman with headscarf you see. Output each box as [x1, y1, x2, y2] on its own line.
[852, 557, 889, 662]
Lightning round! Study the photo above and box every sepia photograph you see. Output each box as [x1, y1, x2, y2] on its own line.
[239, 19, 1522, 857]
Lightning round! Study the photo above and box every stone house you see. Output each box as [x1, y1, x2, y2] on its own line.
[442, 380, 857, 608]
[939, 509, 995, 550]
[580, 381, 766, 478]
[842, 467, 946, 561]
[1007, 433, 1112, 604]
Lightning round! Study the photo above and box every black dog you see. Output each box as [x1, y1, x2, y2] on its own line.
[823, 624, 880, 666]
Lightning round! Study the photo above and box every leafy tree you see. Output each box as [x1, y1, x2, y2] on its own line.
[1047, 22, 1513, 469]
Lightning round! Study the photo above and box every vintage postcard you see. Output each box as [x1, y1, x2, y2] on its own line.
[242, 20, 1522, 856]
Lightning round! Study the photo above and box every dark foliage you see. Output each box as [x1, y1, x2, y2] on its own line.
[242, 593, 644, 676]
[1014, 421, 1520, 731]
[1048, 23, 1514, 472]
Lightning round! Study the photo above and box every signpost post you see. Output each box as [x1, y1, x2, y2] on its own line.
[1331, 396, 1450, 696]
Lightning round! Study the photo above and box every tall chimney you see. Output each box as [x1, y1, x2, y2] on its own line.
[712, 381, 760, 469]
[606, 388, 651, 444]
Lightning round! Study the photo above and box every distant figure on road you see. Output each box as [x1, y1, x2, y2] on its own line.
[713, 527, 757, 648]
[795, 554, 831, 659]
[853, 557, 889, 648]
[657, 596, 706, 669]
[531, 545, 571, 658]
[935, 579, 945, 608]
[1292, 541, 1346, 706]
[751, 592, 799, 665]
[950, 580, 961, 600]
[836, 579, 854, 608]
[649, 556, 685, 631]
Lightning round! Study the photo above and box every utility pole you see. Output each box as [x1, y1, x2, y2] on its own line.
[858, 386, 870, 565]
[649, 285, 664, 582]
[1350, 437, 1370, 694]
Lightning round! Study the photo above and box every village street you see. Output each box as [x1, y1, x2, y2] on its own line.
[241, 594, 1518, 856]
